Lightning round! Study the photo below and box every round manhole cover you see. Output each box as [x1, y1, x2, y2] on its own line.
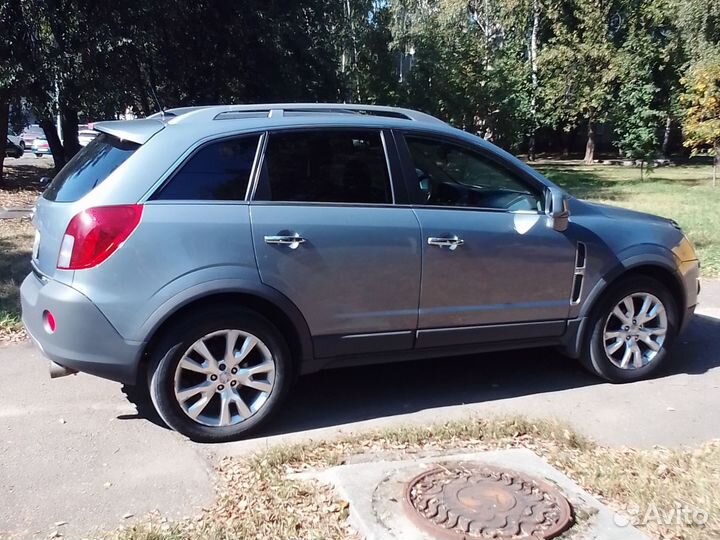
[404, 464, 573, 539]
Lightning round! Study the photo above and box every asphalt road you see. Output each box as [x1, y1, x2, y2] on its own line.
[1, 280, 719, 539]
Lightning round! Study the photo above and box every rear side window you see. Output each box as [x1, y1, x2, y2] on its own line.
[153, 135, 260, 201]
[44, 133, 139, 202]
[255, 130, 392, 204]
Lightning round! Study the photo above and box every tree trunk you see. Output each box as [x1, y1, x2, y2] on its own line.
[0, 98, 9, 186]
[661, 115, 672, 158]
[40, 118, 65, 172]
[584, 119, 596, 164]
[528, 134, 536, 161]
[561, 130, 570, 157]
[60, 106, 81, 161]
[527, 0, 540, 162]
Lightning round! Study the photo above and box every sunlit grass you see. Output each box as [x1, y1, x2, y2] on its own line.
[0, 219, 33, 340]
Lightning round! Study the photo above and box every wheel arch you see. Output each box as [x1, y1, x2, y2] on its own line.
[134, 286, 313, 386]
[564, 261, 686, 358]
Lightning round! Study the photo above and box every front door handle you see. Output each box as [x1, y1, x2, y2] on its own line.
[264, 234, 306, 249]
[427, 235, 464, 251]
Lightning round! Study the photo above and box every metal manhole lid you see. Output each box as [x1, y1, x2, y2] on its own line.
[404, 464, 573, 539]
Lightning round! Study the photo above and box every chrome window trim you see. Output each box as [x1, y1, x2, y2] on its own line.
[246, 132, 268, 201]
[380, 130, 396, 204]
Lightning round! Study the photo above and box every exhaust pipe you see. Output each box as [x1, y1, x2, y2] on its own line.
[49, 361, 78, 379]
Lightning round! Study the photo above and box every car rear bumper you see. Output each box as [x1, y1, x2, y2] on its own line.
[20, 272, 142, 384]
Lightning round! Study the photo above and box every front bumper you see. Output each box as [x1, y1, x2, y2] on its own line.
[20, 272, 142, 384]
[678, 258, 700, 333]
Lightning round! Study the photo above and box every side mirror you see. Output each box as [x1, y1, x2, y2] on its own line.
[545, 187, 570, 232]
[39, 176, 51, 187]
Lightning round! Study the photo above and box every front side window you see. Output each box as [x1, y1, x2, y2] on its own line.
[406, 137, 542, 211]
[255, 130, 392, 204]
[153, 135, 260, 201]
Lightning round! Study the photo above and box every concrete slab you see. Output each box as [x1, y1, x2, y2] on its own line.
[299, 448, 649, 540]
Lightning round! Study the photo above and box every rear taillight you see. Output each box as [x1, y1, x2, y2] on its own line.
[57, 205, 143, 270]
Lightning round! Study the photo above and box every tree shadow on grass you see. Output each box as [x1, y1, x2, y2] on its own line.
[1, 162, 49, 194]
[538, 165, 713, 201]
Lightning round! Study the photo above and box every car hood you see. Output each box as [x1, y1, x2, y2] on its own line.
[572, 199, 675, 227]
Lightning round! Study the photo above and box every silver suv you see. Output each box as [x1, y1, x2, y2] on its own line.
[21, 104, 700, 442]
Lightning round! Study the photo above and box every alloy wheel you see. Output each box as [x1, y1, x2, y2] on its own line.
[602, 292, 668, 370]
[173, 329, 276, 427]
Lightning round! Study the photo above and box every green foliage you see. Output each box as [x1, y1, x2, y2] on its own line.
[614, 78, 660, 174]
[681, 52, 720, 151]
[0, 0, 719, 166]
[681, 50, 720, 185]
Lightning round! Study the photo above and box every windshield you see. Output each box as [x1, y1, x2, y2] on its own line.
[43, 133, 140, 202]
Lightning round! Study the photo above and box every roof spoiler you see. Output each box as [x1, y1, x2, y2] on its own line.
[92, 118, 166, 145]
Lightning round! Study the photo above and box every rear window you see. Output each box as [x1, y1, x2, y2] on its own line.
[43, 133, 139, 202]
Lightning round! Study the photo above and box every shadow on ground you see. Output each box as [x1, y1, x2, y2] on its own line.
[121, 312, 720, 438]
[1, 162, 50, 193]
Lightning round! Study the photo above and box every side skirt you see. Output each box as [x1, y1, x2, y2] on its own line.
[303, 319, 584, 374]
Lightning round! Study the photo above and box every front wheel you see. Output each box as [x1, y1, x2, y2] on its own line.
[148, 307, 293, 442]
[581, 276, 678, 383]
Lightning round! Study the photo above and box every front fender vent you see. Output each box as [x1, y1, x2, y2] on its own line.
[571, 242, 586, 304]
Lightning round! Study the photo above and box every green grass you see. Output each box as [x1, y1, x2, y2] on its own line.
[0, 219, 33, 339]
[537, 162, 720, 276]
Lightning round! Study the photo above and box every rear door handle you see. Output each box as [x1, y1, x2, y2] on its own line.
[427, 235, 464, 251]
[264, 234, 306, 249]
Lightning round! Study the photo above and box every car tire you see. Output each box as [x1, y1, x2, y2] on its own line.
[580, 276, 678, 383]
[34, 153, 42, 158]
[148, 306, 293, 442]
[19, 141, 25, 151]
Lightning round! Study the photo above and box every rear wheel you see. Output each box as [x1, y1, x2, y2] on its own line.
[581, 276, 678, 383]
[148, 307, 292, 442]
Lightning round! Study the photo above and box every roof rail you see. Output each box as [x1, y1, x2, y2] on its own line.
[158, 103, 446, 126]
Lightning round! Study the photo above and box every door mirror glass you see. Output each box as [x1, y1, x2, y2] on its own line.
[545, 187, 570, 232]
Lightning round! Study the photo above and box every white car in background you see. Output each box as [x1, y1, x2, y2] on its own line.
[78, 129, 99, 146]
[31, 135, 51, 157]
[7, 128, 25, 151]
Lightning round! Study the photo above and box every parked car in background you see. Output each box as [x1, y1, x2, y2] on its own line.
[21, 125, 44, 147]
[21, 104, 700, 442]
[5, 137, 23, 158]
[7, 128, 25, 151]
[32, 135, 51, 157]
[78, 129, 99, 147]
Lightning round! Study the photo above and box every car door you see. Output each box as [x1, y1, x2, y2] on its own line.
[396, 131, 578, 348]
[250, 128, 422, 358]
